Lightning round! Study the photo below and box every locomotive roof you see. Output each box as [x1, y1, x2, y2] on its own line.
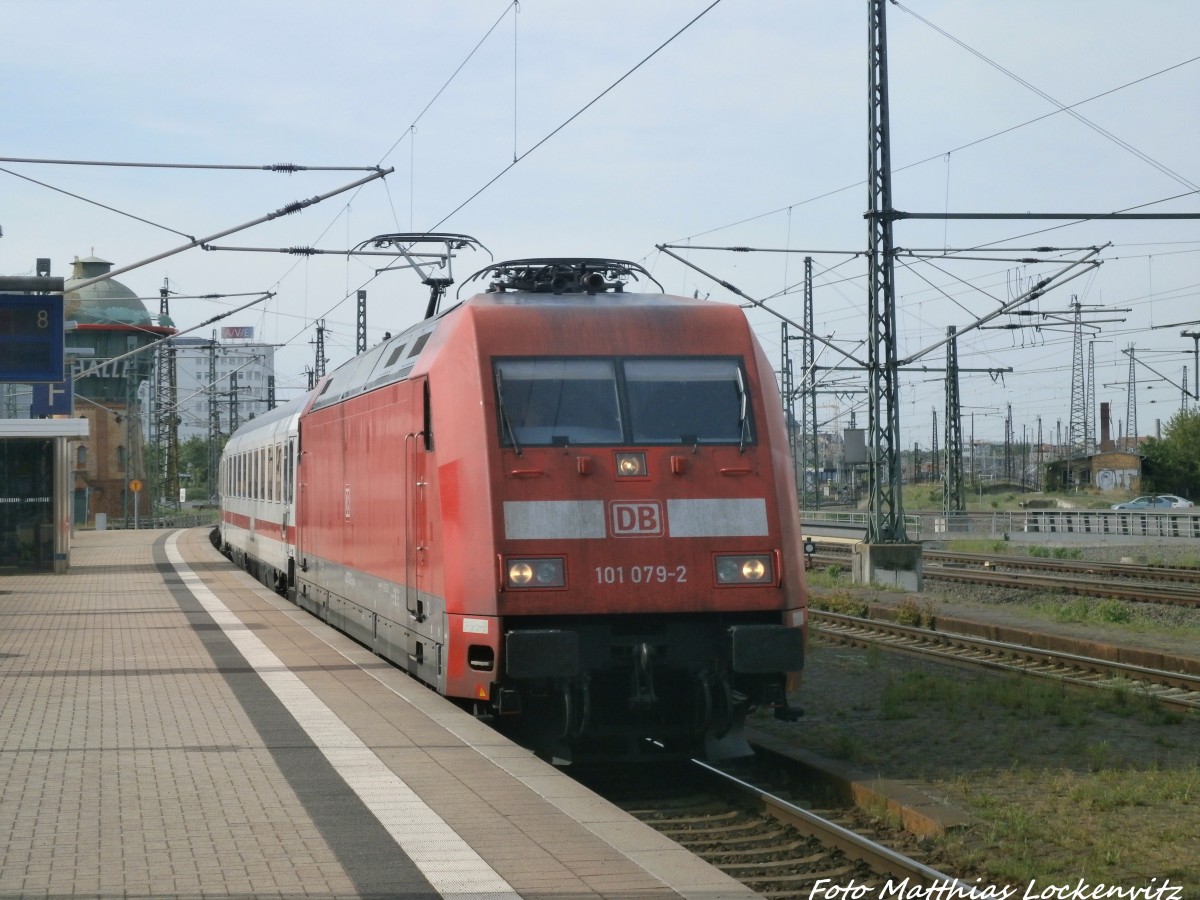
[309, 289, 744, 412]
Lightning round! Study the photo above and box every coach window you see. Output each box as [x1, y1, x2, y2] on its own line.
[495, 359, 622, 447]
[625, 358, 752, 445]
[285, 438, 295, 504]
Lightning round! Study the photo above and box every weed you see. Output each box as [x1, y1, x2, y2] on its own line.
[893, 596, 935, 628]
[1093, 599, 1131, 623]
[1048, 597, 1092, 623]
[828, 730, 863, 761]
[864, 642, 884, 669]
[1084, 740, 1114, 771]
[1050, 546, 1083, 560]
[879, 670, 962, 719]
[809, 591, 868, 617]
[945, 539, 1012, 555]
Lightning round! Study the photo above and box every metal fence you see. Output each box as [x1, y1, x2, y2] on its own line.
[801, 508, 1200, 541]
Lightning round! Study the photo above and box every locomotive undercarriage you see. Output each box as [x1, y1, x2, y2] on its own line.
[213, 530, 805, 764]
[496, 614, 803, 764]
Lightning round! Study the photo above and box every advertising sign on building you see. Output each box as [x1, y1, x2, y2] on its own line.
[221, 326, 254, 340]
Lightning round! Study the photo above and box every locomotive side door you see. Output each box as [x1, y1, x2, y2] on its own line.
[404, 376, 438, 682]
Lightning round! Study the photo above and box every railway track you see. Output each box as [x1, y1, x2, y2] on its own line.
[810, 550, 1200, 607]
[811, 609, 1200, 710]
[924, 550, 1200, 585]
[578, 758, 955, 898]
[922, 565, 1200, 607]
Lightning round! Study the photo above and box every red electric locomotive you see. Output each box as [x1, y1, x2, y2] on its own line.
[219, 257, 806, 763]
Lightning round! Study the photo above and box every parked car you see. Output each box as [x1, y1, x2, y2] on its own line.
[1111, 495, 1173, 510]
[1111, 494, 1194, 510]
[1155, 494, 1195, 508]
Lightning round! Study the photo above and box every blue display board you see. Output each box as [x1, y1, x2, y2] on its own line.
[0, 293, 65, 383]
[31, 380, 73, 416]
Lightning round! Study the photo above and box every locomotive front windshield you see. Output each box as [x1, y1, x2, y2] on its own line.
[494, 357, 753, 448]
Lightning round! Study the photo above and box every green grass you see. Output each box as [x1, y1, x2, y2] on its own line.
[941, 765, 1200, 884]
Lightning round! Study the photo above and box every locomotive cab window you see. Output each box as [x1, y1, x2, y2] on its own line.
[625, 358, 751, 445]
[495, 359, 623, 447]
[493, 356, 753, 448]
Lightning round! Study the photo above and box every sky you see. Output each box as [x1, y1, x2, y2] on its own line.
[3, 0, 1198, 450]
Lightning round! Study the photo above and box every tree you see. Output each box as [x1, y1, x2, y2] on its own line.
[178, 435, 217, 495]
[1138, 408, 1200, 500]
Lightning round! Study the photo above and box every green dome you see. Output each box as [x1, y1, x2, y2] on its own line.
[64, 256, 151, 326]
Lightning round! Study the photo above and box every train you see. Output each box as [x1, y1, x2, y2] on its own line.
[216, 257, 807, 763]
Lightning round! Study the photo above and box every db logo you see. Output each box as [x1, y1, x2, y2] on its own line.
[609, 501, 664, 537]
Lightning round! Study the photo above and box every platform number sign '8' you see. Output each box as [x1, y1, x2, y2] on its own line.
[0, 293, 65, 383]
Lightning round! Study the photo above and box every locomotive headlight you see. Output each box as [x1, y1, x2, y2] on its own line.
[714, 554, 774, 585]
[741, 558, 767, 580]
[506, 557, 565, 588]
[615, 452, 647, 477]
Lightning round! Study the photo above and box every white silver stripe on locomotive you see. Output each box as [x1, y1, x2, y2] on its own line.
[665, 498, 768, 537]
[502, 498, 768, 539]
[503, 500, 606, 539]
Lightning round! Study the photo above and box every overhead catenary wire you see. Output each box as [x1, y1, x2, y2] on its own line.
[0, 157, 379, 172]
[65, 168, 393, 292]
[892, 1, 1200, 194]
[668, 53, 1200, 244]
[429, 0, 724, 232]
[271, 1, 726, 373]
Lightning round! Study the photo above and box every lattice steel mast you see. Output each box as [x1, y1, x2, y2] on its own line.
[1125, 344, 1138, 450]
[313, 320, 328, 378]
[943, 325, 965, 514]
[865, 0, 906, 542]
[1068, 297, 1087, 457]
[154, 277, 180, 508]
[781, 322, 797, 475]
[356, 290, 367, 355]
[802, 257, 819, 509]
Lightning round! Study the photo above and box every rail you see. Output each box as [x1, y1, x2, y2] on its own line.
[811, 610, 1200, 708]
[691, 758, 959, 887]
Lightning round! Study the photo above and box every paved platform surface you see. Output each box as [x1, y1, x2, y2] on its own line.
[0, 527, 756, 899]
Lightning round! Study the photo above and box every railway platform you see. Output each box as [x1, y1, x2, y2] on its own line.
[0, 527, 756, 899]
